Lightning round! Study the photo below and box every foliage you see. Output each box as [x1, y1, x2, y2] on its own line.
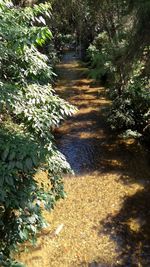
[0, 0, 149, 263]
[53, 33, 76, 54]
[85, 0, 150, 142]
[108, 51, 150, 138]
[87, 32, 116, 81]
[108, 77, 150, 132]
[0, 1, 76, 265]
[49, 0, 101, 53]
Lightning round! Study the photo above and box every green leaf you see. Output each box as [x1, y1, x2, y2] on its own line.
[11, 262, 26, 267]
[8, 151, 16, 161]
[25, 158, 33, 170]
[8, 161, 16, 170]
[15, 161, 23, 170]
[1, 147, 9, 161]
[0, 175, 5, 187]
[5, 176, 14, 187]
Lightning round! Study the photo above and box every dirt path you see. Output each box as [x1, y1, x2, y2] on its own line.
[18, 53, 150, 267]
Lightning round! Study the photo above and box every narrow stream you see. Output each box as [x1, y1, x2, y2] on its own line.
[17, 52, 150, 267]
[55, 51, 111, 174]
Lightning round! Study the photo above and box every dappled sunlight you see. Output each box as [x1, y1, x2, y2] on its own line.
[17, 172, 144, 267]
[100, 186, 150, 266]
[17, 52, 150, 267]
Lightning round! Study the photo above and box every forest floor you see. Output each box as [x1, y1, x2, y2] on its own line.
[17, 52, 150, 267]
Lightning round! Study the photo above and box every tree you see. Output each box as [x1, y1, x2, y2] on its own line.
[0, 1, 76, 265]
[86, 0, 150, 138]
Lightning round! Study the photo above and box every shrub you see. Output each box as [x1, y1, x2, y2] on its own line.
[0, 1, 76, 265]
[108, 57, 150, 137]
[87, 31, 126, 83]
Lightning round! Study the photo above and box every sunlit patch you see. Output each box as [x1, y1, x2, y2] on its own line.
[16, 52, 150, 267]
[127, 218, 144, 232]
[101, 159, 123, 168]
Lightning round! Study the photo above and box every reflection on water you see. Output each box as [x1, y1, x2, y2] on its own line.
[17, 52, 150, 267]
[55, 51, 111, 174]
[55, 52, 150, 266]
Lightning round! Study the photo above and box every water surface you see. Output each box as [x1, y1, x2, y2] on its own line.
[17, 52, 150, 267]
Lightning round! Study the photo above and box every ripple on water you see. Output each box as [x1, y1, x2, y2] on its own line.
[16, 51, 150, 267]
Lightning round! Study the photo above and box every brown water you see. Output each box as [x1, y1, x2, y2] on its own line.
[17, 52, 150, 267]
[55, 52, 111, 174]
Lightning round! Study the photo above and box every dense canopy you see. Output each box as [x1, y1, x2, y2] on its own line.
[0, 0, 149, 266]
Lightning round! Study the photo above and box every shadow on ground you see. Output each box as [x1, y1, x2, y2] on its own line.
[55, 52, 150, 266]
[16, 51, 150, 267]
